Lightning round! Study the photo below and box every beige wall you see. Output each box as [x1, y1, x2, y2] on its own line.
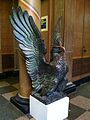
[54, 0, 64, 25]
[0, 55, 2, 73]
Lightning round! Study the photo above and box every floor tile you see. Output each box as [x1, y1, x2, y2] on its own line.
[4, 76, 19, 84]
[26, 114, 33, 119]
[12, 83, 19, 89]
[2, 91, 18, 100]
[0, 86, 17, 94]
[77, 82, 90, 99]
[0, 102, 24, 120]
[0, 81, 10, 88]
[0, 95, 8, 106]
[70, 95, 90, 110]
[68, 91, 78, 99]
[16, 115, 30, 120]
[30, 118, 36, 120]
[68, 103, 86, 120]
[75, 111, 90, 120]
[0, 76, 90, 120]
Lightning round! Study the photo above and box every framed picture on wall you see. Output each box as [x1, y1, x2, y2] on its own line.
[41, 16, 48, 31]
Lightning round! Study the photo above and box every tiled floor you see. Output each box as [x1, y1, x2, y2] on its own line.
[0, 75, 90, 120]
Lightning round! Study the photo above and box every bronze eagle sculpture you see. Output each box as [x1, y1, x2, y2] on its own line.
[10, 7, 68, 104]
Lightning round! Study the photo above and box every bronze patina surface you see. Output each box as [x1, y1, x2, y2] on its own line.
[10, 7, 68, 104]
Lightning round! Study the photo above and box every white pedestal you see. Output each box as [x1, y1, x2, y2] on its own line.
[30, 95, 69, 120]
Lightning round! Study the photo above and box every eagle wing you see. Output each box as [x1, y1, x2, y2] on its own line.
[10, 7, 45, 92]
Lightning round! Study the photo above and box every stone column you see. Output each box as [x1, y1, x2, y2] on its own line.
[10, 0, 41, 113]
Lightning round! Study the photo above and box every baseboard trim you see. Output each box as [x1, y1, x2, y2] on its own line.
[0, 70, 19, 79]
[64, 76, 90, 94]
[73, 76, 90, 87]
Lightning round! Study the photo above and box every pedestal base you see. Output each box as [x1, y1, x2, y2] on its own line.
[30, 95, 69, 120]
[10, 94, 29, 114]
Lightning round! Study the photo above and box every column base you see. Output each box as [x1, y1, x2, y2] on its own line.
[10, 94, 29, 114]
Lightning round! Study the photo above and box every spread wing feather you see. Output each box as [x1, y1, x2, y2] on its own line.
[10, 7, 44, 91]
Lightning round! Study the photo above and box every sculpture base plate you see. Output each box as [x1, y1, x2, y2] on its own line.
[64, 82, 76, 94]
[10, 94, 29, 114]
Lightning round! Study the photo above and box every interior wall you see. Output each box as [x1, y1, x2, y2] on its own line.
[0, 55, 2, 73]
[41, 0, 49, 54]
[0, 7, 2, 73]
[54, 0, 65, 38]
[64, 0, 90, 81]
[0, 0, 18, 72]
[1, 0, 14, 54]
[72, 0, 90, 79]
[13, 0, 19, 71]
[64, 0, 74, 81]
[41, 0, 54, 61]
